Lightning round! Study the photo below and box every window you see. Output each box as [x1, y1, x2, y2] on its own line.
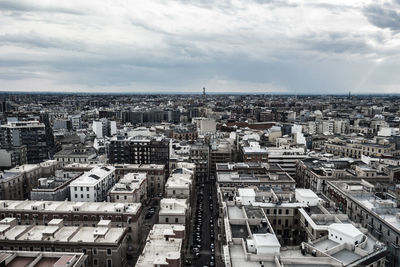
[87, 187, 89, 191]
[285, 209, 289, 215]
[107, 248, 112, 255]
[87, 194, 89, 198]
[94, 259, 98, 266]
[175, 218, 179, 223]
[107, 259, 112, 267]
[166, 218, 169, 223]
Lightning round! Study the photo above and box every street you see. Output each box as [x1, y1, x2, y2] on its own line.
[186, 180, 223, 267]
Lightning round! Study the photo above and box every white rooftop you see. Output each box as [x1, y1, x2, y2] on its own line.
[70, 166, 115, 186]
[238, 188, 256, 197]
[328, 223, 363, 239]
[295, 189, 318, 199]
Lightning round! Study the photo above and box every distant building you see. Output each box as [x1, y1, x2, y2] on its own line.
[189, 143, 210, 183]
[0, 121, 50, 163]
[68, 114, 82, 129]
[93, 119, 117, 138]
[0, 145, 27, 169]
[55, 145, 97, 167]
[53, 119, 72, 131]
[192, 117, 216, 135]
[107, 136, 169, 168]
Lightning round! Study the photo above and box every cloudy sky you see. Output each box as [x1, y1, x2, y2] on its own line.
[0, 0, 399, 94]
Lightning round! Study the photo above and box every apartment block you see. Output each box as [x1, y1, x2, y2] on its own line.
[0, 218, 128, 267]
[109, 172, 147, 203]
[70, 166, 116, 202]
[136, 224, 185, 267]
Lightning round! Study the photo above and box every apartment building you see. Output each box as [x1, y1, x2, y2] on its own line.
[0, 251, 86, 267]
[0, 121, 50, 163]
[326, 180, 400, 266]
[218, 186, 387, 266]
[92, 119, 117, 138]
[241, 143, 307, 176]
[0, 200, 142, 250]
[64, 163, 166, 197]
[189, 143, 209, 183]
[109, 172, 147, 203]
[165, 171, 193, 200]
[296, 158, 391, 194]
[55, 145, 97, 167]
[0, 218, 128, 267]
[216, 168, 296, 190]
[107, 136, 169, 168]
[136, 224, 185, 267]
[324, 138, 397, 159]
[70, 166, 116, 202]
[158, 198, 189, 225]
[30, 170, 83, 201]
[0, 145, 27, 169]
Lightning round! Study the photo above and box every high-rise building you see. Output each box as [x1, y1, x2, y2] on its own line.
[92, 119, 117, 138]
[107, 136, 169, 167]
[0, 121, 50, 163]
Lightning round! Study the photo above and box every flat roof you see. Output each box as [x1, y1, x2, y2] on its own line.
[0, 200, 141, 214]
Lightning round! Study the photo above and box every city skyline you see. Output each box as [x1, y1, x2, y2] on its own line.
[1, 0, 399, 94]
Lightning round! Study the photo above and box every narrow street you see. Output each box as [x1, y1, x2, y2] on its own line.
[185, 180, 222, 267]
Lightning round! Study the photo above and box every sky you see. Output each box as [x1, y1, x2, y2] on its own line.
[0, 0, 399, 94]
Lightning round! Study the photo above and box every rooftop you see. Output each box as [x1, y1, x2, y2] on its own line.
[70, 166, 115, 186]
[0, 219, 126, 245]
[0, 200, 141, 214]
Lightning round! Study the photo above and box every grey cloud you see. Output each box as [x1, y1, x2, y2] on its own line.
[363, 2, 400, 31]
[0, 33, 87, 52]
[0, 1, 84, 15]
[299, 32, 371, 54]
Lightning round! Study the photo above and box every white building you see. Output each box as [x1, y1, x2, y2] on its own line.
[295, 188, 320, 206]
[165, 172, 193, 199]
[70, 166, 116, 202]
[159, 198, 188, 225]
[246, 233, 281, 256]
[328, 223, 364, 245]
[68, 115, 81, 129]
[192, 117, 216, 135]
[237, 188, 256, 205]
[109, 172, 147, 203]
[136, 224, 185, 267]
[93, 119, 117, 138]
